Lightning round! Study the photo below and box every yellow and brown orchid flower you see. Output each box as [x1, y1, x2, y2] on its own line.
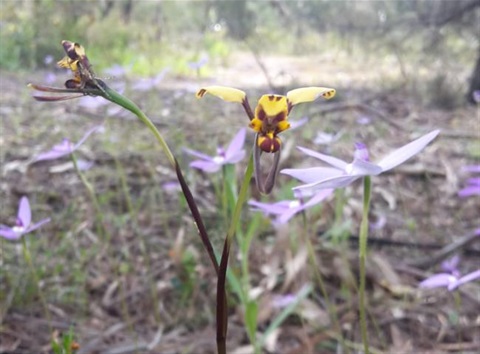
[196, 85, 335, 194]
[29, 40, 108, 101]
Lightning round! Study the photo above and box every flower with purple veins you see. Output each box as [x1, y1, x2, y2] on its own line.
[281, 130, 440, 197]
[0, 197, 50, 240]
[33, 125, 103, 162]
[184, 128, 246, 173]
[248, 189, 333, 225]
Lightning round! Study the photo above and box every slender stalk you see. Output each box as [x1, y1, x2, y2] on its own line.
[21, 237, 51, 329]
[217, 154, 254, 354]
[70, 153, 105, 238]
[104, 87, 219, 273]
[359, 176, 372, 354]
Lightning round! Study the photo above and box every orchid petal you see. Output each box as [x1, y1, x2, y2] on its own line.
[226, 150, 246, 164]
[72, 125, 103, 151]
[462, 165, 480, 173]
[248, 200, 291, 215]
[189, 160, 221, 173]
[419, 273, 457, 289]
[377, 130, 440, 172]
[277, 189, 332, 224]
[449, 269, 480, 290]
[297, 146, 349, 170]
[196, 86, 246, 103]
[26, 218, 51, 234]
[293, 175, 362, 196]
[225, 128, 246, 160]
[281, 167, 344, 184]
[458, 185, 480, 198]
[289, 117, 309, 130]
[0, 227, 21, 240]
[347, 158, 383, 176]
[286, 87, 336, 106]
[183, 148, 214, 162]
[34, 140, 73, 161]
[18, 196, 32, 227]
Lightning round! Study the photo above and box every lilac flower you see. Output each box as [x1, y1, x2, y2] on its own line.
[103, 64, 129, 78]
[33, 125, 103, 162]
[248, 189, 333, 225]
[184, 128, 246, 173]
[272, 294, 297, 308]
[419, 269, 480, 291]
[356, 115, 371, 125]
[289, 117, 309, 130]
[0, 197, 50, 240]
[187, 55, 209, 70]
[132, 68, 169, 91]
[281, 130, 440, 196]
[473, 90, 480, 104]
[458, 165, 480, 198]
[441, 255, 461, 278]
[313, 130, 343, 146]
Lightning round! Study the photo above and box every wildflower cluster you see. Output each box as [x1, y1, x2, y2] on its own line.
[20, 39, 467, 354]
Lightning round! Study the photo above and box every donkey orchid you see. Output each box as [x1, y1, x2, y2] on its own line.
[196, 85, 335, 194]
[29, 40, 109, 101]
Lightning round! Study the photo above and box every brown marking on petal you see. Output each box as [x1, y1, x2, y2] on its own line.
[323, 90, 335, 99]
[274, 111, 286, 122]
[65, 79, 81, 89]
[256, 105, 266, 121]
[196, 88, 207, 98]
[258, 134, 281, 153]
[62, 40, 78, 60]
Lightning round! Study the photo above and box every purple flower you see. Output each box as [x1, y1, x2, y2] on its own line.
[289, 117, 309, 130]
[419, 269, 480, 291]
[33, 125, 103, 162]
[313, 130, 342, 146]
[281, 130, 440, 196]
[441, 255, 461, 278]
[248, 189, 332, 225]
[458, 165, 480, 198]
[473, 90, 480, 104]
[187, 55, 209, 70]
[103, 64, 129, 78]
[0, 197, 50, 240]
[184, 128, 246, 173]
[132, 68, 169, 91]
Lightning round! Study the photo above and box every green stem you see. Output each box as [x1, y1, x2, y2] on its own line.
[70, 153, 105, 238]
[21, 237, 51, 328]
[104, 87, 219, 272]
[217, 154, 254, 354]
[359, 176, 372, 354]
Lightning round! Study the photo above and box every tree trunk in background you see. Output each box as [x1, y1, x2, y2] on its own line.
[467, 47, 480, 104]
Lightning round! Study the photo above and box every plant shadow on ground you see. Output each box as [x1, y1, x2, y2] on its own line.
[0, 56, 479, 354]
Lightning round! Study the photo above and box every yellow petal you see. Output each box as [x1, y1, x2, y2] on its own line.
[196, 86, 246, 103]
[286, 87, 336, 106]
[256, 95, 288, 117]
[277, 120, 290, 133]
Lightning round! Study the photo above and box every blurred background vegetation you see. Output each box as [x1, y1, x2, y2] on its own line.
[1, 1, 479, 352]
[1, 0, 479, 107]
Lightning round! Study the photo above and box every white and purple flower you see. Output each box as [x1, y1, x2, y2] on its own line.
[282, 130, 440, 196]
[0, 197, 50, 240]
[184, 128, 246, 173]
